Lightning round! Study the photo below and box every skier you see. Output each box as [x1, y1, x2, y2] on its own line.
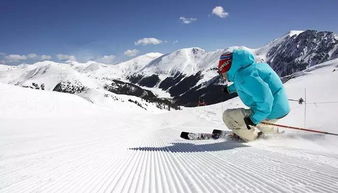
[218, 49, 290, 141]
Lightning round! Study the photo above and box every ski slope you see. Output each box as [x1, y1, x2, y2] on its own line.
[1, 62, 338, 193]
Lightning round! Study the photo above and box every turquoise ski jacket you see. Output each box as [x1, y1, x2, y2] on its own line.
[227, 49, 290, 124]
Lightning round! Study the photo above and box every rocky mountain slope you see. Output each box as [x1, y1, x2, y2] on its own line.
[259, 30, 338, 76]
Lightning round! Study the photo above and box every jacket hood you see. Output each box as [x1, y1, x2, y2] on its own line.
[227, 49, 255, 81]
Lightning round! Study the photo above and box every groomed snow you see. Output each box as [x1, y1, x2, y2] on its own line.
[1, 60, 338, 192]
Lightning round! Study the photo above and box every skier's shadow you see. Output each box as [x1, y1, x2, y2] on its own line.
[129, 140, 248, 153]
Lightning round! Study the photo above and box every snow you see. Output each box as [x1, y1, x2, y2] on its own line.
[89, 52, 163, 79]
[288, 30, 304, 37]
[0, 64, 15, 71]
[139, 48, 207, 76]
[329, 43, 338, 58]
[138, 84, 172, 98]
[1, 59, 338, 192]
[0, 53, 165, 92]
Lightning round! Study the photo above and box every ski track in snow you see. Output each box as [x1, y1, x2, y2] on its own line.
[1, 122, 338, 193]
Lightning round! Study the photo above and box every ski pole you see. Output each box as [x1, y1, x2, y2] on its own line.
[261, 122, 338, 136]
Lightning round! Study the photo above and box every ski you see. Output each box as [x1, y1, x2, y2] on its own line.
[180, 131, 213, 140]
[212, 129, 229, 139]
[180, 129, 230, 140]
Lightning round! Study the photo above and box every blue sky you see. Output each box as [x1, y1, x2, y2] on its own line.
[1, 0, 338, 64]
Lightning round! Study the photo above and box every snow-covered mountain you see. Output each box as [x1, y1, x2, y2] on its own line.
[0, 30, 337, 108]
[257, 30, 338, 76]
[76, 52, 163, 79]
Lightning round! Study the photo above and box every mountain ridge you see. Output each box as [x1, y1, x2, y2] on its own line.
[1, 29, 337, 107]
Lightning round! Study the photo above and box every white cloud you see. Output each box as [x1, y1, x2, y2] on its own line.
[40, 55, 52, 60]
[0, 53, 52, 65]
[5, 54, 27, 62]
[56, 54, 77, 61]
[135, 38, 163, 46]
[27, 53, 38, 59]
[124, 49, 139, 57]
[212, 6, 229, 18]
[179, 16, 197, 24]
[27, 53, 51, 60]
[96, 55, 116, 64]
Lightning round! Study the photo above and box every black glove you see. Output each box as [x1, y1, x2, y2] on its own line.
[223, 86, 229, 95]
[244, 116, 256, 130]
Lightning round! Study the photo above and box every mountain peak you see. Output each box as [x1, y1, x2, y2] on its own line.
[176, 47, 206, 55]
[143, 52, 163, 58]
[288, 30, 304, 37]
